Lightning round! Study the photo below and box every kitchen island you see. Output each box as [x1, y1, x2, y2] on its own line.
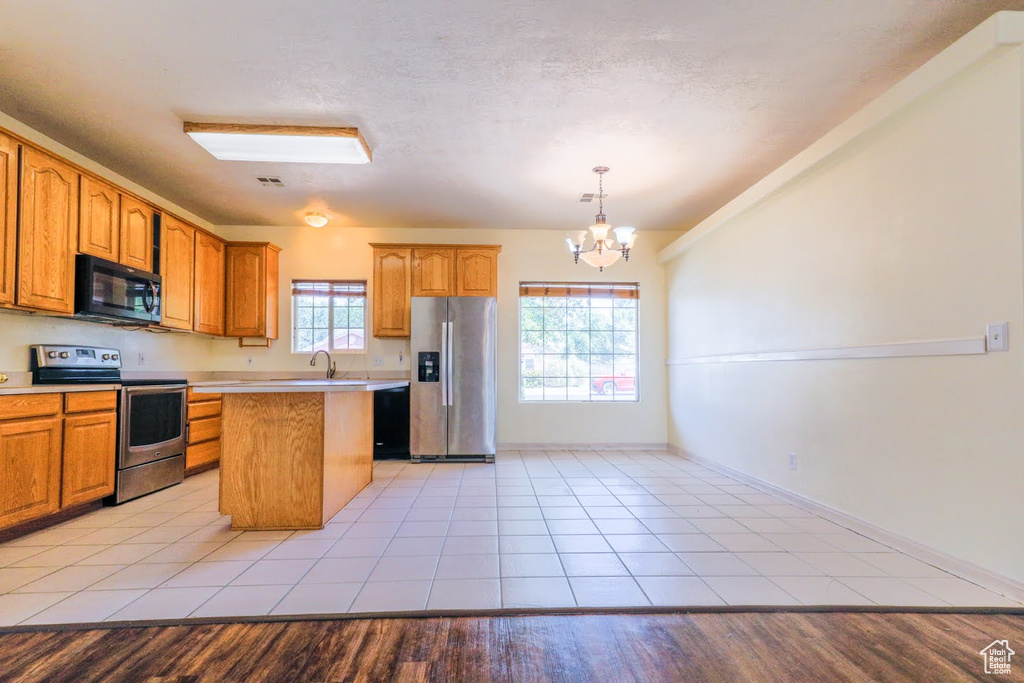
[191, 380, 409, 530]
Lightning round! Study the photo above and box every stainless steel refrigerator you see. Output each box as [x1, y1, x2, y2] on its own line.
[410, 296, 497, 462]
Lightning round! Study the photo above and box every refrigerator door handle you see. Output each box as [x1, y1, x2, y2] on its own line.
[446, 321, 455, 406]
[440, 322, 448, 407]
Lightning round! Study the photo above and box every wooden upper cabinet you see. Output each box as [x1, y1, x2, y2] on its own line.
[160, 216, 195, 331]
[225, 242, 281, 339]
[194, 231, 226, 336]
[411, 247, 455, 297]
[78, 176, 120, 261]
[371, 246, 412, 338]
[61, 410, 117, 508]
[455, 247, 500, 297]
[17, 146, 79, 314]
[0, 133, 16, 307]
[0, 415, 62, 530]
[119, 196, 154, 271]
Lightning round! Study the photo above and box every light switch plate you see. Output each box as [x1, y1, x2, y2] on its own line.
[986, 322, 1009, 352]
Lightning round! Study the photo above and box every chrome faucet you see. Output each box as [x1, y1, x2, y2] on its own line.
[310, 350, 336, 379]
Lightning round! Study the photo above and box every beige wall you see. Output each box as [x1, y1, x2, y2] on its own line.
[215, 225, 677, 447]
[0, 108, 218, 376]
[0, 312, 215, 374]
[0, 108, 677, 446]
[661, 29, 1024, 581]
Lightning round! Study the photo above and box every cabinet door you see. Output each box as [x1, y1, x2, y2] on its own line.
[160, 216, 195, 330]
[194, 231, 226, 335]
[372, 247, 412, 337]
[0, 416, 62, 530]
[61, 411, 117, 508]
[119, 195, 154, 271]
[17, 147, 79, 313]
[0, 134, 17, 306]
[455, 248, 499, 297]
[411, 247, 455, 297]
[78, 176, 120, 261]
[225, 244, 267, 337]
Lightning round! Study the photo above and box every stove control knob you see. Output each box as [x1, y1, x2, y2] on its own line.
[59, 352, 70, 359]
[47, 351, 58, 359]
[102, 354, 111, 360]
[111, 354, 119, 361]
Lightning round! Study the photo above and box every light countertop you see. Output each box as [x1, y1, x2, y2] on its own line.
[190, 379, 409, 394]
[0, 384, 120, 396]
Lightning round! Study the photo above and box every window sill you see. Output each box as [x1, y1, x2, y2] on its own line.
[290, 350, 367, 356]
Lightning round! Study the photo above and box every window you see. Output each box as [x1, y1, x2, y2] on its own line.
[291, 280, 367, 353]
[519, 282, 639, 402]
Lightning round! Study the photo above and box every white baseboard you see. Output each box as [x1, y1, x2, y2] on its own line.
[666, 444, 1024, 604]
[498, 442, 670, 452]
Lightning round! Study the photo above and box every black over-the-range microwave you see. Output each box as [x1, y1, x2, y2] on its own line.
[75, 254, 162, 325]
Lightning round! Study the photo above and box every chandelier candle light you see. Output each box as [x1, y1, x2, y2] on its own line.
[566, 166, 636, 271]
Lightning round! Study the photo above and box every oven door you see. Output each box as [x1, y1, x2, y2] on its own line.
[119, 385, 187, 469]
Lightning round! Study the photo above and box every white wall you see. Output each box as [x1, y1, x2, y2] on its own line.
[661, 18, 1024, 582]
[215, 225, 677, 447]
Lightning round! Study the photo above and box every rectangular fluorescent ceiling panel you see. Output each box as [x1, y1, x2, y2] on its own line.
[183, 122, 372, 164]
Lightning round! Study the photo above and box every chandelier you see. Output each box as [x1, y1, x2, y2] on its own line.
[566, 166, 636, 271]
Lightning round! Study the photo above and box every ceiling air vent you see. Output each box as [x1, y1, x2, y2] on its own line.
[256, 176, 285, 187]
[577, 192, 605, 203]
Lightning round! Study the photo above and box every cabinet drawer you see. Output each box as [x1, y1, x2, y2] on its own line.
[187, 387, 221, 401]
[186, 439, 220, 470]
[0, 393, 62, 420]
[188, 416, 221, 445]
[64, 391, 118, 414]
[188, 400, 221, 420]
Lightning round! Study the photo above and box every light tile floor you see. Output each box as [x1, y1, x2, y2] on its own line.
[0, 450, 1018, 625]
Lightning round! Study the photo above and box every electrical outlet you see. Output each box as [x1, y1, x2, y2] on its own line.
[788, 452, 798, 470]
[246, 357, 255, 367]
[373, 356, 384, 366]
[138, 352, 147, 367]
[987, 322, 1009, 352]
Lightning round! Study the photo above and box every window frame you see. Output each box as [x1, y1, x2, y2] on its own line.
[517, 281, 641, 404]
[290, 280, 368, 355]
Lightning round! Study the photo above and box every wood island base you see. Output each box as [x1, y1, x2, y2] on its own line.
[218, 391, 373, 530]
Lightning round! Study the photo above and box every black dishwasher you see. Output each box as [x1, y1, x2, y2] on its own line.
[373, 385, 410, 459]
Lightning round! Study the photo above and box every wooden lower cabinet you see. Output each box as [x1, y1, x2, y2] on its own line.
[0, 416, 62, 529]
[186, 439, 221, 470]
[186, 390, 222, 473]
[61, 411, 117, 508]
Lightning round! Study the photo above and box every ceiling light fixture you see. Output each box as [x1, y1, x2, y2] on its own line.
[183, 123, 372, 164]
[566, 167, 636, 271]
[304, 212, 328, 228]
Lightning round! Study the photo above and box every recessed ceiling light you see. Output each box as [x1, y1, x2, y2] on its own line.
[184, 123, 372, 164]
[304, 212, 329, 228]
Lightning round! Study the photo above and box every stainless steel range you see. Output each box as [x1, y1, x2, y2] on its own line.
[31, 345, 187, 504]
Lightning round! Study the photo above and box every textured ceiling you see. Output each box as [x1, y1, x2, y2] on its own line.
[0, 1, 1021, 231]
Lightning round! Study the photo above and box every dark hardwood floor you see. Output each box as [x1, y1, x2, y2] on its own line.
[0, 611, 1021, 682]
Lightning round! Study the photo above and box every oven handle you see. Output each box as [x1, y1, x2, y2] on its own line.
[142, 282, 156, 312]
